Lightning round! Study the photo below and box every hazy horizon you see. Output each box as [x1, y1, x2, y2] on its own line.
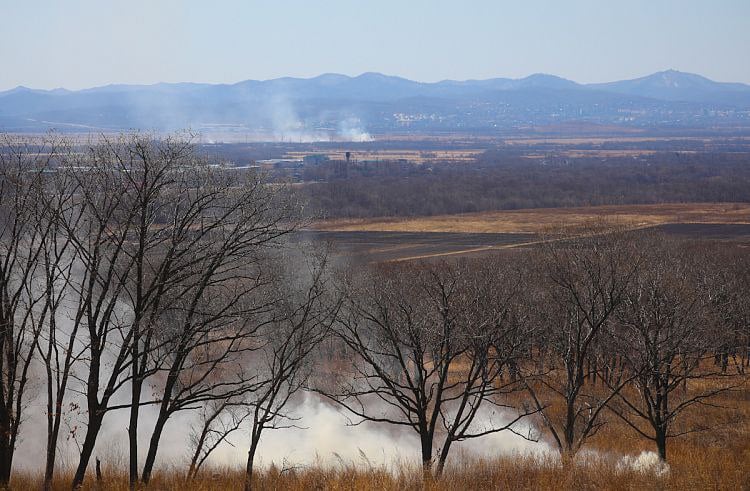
[4, 68, 748, 93]
[2, 0, 749, 91]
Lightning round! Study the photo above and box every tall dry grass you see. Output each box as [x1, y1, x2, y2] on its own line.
[12, 376, 749, 490]
[12, 446, 749, 491]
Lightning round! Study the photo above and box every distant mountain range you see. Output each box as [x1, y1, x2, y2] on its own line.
[2, 70, 750, 137]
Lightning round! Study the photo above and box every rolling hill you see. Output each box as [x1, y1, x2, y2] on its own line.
[1, 70, 749, 135]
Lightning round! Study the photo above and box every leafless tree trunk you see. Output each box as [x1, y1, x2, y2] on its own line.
[35, 145, 83, 491]
[702, 246, 750, 375]
[64, 140, 139, 489]
[609, 236, 741, 462]
[318, 258, 534, 478]
[243, 251, 338, 491]
[0, 134, 70, 487]
[523, 225, 642, 461]
[187, 398, 249, 480]
[58, 134, 199, 489]
[135, 159, 301, 485]
[49, 133, 301, 489]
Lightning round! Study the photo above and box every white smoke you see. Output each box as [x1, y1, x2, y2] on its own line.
[616, 451, 670, 477]
[337, 117, 373, 142]
[14, 377, 668, 479]
[266, 95, 330, 143]
[205, 394, 548, 471]
[263, 95, 373, 143]
[15, 391, 548, 474]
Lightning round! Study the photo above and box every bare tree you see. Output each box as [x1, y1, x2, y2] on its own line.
[243, 251, 339, 491]
[182, 251, 336, 490]
[138, 267, 276, 485]
[43, 132, 299, 489]
[319, 258, 533, 478]
[523, 225, 642, 461]
[187, 397, 249, 480]
[118, 134, 197, 489]
[134, 161, 301, 485]
[33, 141, 86, 491]
[703, 246, 750, 374]
[609, 237, 740, 461]
[0, 134, 70, 487]
[51, 133, 291, 488]
[60, 135, 151, 490]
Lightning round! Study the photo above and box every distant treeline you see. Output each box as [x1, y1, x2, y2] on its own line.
[300, 151, 750, 218]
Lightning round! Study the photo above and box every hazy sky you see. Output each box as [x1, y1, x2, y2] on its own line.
[1, 0, 749, 91]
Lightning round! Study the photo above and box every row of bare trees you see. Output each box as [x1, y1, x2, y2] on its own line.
[316, 227, 748, 477]
[316, 256, 534, 477]
[0, 133, 747, 489]
[0, 134, 338, 490]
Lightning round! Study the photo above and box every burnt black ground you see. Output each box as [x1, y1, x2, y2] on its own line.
[295, 231, 536, 262]
[294, 223, 750, 263]
[649, 223, 750, 241]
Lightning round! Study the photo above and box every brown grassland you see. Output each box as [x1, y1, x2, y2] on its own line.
[503, 135, 750, 145]
[522, 149, 660, 158]
[313, 202, 750, 234]
[12, 368, 750, 490]
[284, 149, 485, 164]
[9, 202, 749, 490]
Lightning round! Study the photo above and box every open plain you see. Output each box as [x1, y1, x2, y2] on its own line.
[308, 203, 750, 261]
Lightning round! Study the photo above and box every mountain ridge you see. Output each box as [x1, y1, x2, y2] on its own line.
[3, 69, 748, 97]
[2, 70, 749, 134]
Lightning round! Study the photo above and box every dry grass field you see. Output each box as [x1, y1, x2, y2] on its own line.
[522, 149, 661, 158]
[313, 202, 750, 234]
[309, 203, 750, 262]
[284, 149, 485, 164]
[10, 203, 747, 490]
[503, 135, 750, 145]
[14, 376, 748, 490]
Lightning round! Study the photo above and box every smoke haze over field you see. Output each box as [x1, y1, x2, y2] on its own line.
[264, 97, 373, 143]
[14, 393, 546, 473]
